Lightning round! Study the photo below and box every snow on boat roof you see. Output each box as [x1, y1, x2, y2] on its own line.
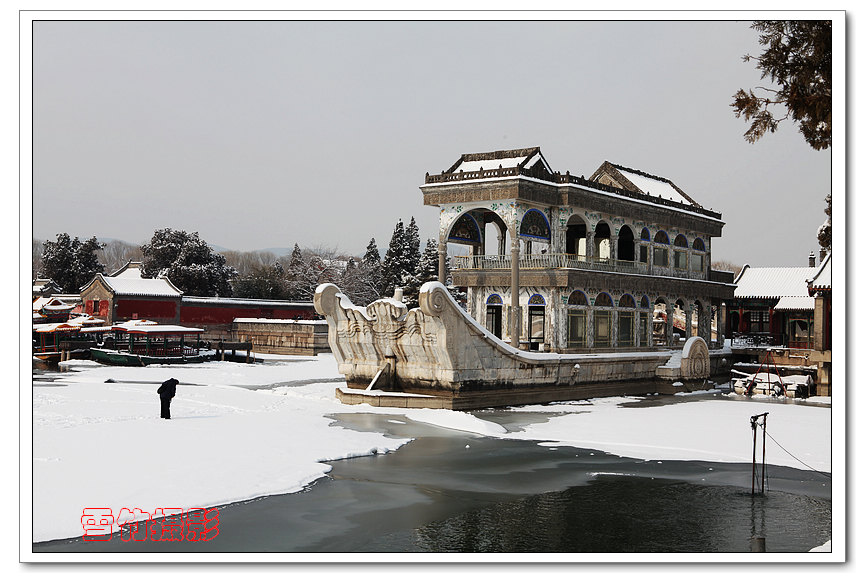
[734, 265, 817, 299]
[33, 322, 79, 333]
[113, 324, 205, 334]
[615, 167, 694, 206]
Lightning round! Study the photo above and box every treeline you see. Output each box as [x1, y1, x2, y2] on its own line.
[34, 218, 451, 307]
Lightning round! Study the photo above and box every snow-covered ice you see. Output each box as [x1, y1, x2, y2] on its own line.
[32, 353, 832, 544]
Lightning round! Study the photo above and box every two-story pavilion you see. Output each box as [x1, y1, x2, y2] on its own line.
[421, 147, 736, 352]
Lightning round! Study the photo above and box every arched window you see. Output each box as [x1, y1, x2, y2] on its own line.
[519, 209, 551, 241]
[693, 238, 705, 251]
[641, 228, 651, 241]
[594, 293, 613, 307]
[527, 294, 546, 350]
[653, 231, 669, 267]
[593, 293, 613, 347]
[638, 228, 650, 263]
[485, 294, 503, 338]
[567, 291, 588, 348]
[595, 222, 612, 260]
[448, 213, 482, 244]
[618, 294, 635, 347]
[618, 294, 636, 308]
[566, 216, 588, 257]
[640, 295, 651, 310]
[567, 290, 589, 306]
[673, 234, 688, 269]
[618, 225, 635, 261]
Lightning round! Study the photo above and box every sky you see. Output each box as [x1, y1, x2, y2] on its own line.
[30, 17, 835, 267]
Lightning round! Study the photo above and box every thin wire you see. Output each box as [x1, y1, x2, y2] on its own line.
[765, 430, 832, 478]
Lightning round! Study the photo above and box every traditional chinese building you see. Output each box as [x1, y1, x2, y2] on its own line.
[421, 147, 736, 352]
[78, 260, 317, 340]
[807, 251, 831, 395]
[79, 261, 183, 325]
[726, 255, 820, 349]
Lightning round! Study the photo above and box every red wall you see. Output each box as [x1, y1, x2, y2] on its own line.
[180, 305, 316, 325]
[115, 299, 179, 320]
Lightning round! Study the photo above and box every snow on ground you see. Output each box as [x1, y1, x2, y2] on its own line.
[32, 354, 408, 543]
[493, 397, 830, 473]
[32, 353, 832, 543]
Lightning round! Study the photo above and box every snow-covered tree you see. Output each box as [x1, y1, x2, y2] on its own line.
[40, 233, 105, 293]
[382, 219, 407, 298]
[732, 20, 831, 150]
[418, 238, 440, 283]
[405, 217, 421, 278]
[140, 228, 236, 297]
[817, 193, 831, 253]
[232, 262, 287, 299]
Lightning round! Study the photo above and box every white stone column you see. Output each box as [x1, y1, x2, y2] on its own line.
[438, 241, 447, 284]
[510, 238, 521, 348]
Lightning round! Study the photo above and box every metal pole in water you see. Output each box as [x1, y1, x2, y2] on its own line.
[749, 413, 769, 496]
[751, 416, 757, 495]
[761, 414, 768, 493]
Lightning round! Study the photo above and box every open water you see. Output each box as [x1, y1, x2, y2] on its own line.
[34, 407, 831, 555]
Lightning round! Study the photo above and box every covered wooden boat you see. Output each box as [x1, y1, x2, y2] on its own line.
[89, 322, 210, 366]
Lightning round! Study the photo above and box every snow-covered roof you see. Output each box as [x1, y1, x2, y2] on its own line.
[109, 261, 145, 278]
[67, 315, 106, 326]
[33, 322, 79, 333]
[113, 324, 204, 334]
[773, 296, 815, 311]
[808, 252, 831, 292]
[447, 147, 553, 175]
[105, 276, 182, 296]
[84, 271, 183, 297]
[614, 167, 695, 206]
[33, 297, 74, 312]
[734, 265, 818, 300]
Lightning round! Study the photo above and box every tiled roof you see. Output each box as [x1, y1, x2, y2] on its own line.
[773, 296, 815, 311]
[734, 265, 818, 299]
[445, 147, 553, 174]
[104, 275, 182, 297]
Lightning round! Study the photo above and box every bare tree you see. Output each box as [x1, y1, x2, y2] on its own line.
[98, 240, 143, 273]
[711, 260, 743, 277]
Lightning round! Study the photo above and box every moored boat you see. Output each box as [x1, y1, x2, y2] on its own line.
[88, 322, 209, 366]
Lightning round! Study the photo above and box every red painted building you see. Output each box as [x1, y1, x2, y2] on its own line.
[79, 262, 183, 325]
[78, 261, 317, 338]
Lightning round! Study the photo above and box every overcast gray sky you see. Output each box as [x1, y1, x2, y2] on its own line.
[31, 19, 832, 267]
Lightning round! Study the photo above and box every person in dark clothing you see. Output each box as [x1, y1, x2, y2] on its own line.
[157, 378, 179, 419]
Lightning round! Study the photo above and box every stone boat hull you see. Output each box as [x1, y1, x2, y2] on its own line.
[314, 282, 715, 409]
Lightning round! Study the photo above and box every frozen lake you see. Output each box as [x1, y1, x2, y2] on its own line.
[29, 354, 833, 555]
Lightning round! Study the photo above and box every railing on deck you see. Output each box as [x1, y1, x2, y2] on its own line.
[453, 253, 710, 279]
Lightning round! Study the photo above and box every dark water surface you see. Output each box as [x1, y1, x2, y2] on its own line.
[34, 408, 831, 554]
